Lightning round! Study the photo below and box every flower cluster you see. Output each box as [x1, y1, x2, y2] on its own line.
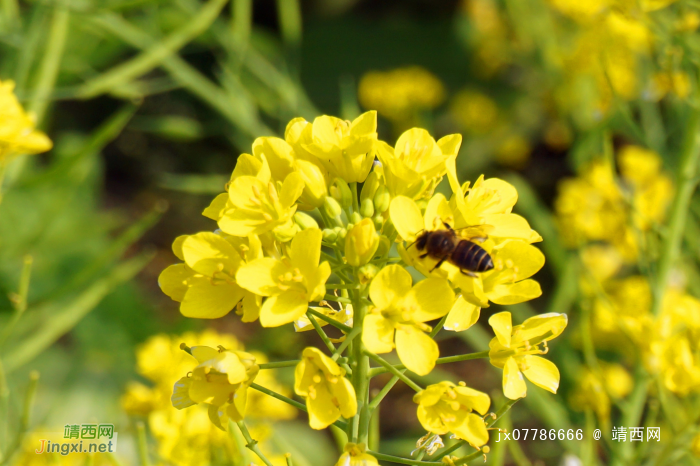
[159, 111, 561, 463]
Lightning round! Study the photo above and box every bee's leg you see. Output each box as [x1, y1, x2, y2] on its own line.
[419, 253, 430, 259]
[430, 257, 447, 272]
[460, 269, 478, 278]
[442, 221, 453, 231]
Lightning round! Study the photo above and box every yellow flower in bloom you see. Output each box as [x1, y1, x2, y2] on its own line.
[375, 128, 461, 199]
[172, 344, 259, 430]
[362, 265, 455, 375]
[391, 194, 544, 308]
[121, 381, 158, 415]
[236, 228, 330, 327]
[358, 67, 445, 123]
[294, 347, 357, 429]
[413, 381, 491, 448]
[291, 111, 378, 183]
[449, 89, 499, 134]
[295, 302, 354, 332]
[0, 80, 52, 161]
[345, 218, 380, 266]
[247, 352, 297, 420]
[488, 312, 568, 399]
[158, 232, 263, 321]
[335, 443, 379, 466]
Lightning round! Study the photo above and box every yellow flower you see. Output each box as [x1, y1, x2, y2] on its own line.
[362, 264, 455, 375]
[488, 312, 568, 400]
[0, 80, 52, 161]
[413, 381, 491, 448]
[294, 111, 378, 183]
[294, 347, 357, 429]
[375, 128, 461, 199]
[335, 443, 379, 466]
[248, 352, 298, 420]
[345, 218, 380, 266]
[218, 171, 305, 240]
[158, 232, 262, 321]
[295, 302, 354, 332]
[569, 363, 632, 422]
[236, 228, 330, 327]
[121, 381, 158, 415]
[391, 194, 544, 308]
[172, 344, 259, 430]
[449, 89, 499, 134]
[358, 66, 445, 123]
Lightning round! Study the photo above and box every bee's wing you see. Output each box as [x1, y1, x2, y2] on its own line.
[455, 224, 494, 242]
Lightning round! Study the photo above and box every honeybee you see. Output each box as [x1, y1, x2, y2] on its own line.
[410, 222, 494, 276]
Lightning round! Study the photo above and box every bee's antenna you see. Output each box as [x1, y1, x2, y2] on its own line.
[406, 230, 425, 250]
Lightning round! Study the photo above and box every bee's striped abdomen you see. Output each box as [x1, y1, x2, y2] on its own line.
[451, 240, 494, 272]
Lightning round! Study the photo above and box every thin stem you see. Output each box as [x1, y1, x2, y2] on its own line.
[323, 294, 353, 305]
[0, 255, 33, 348]
[364, 351, 422, 392]
[285, 453, 294, 466]
[351, 288, 370, 444]
[332, 326, 361, 360]
[307, 313, 336, 353]
[350, 182, 360, 213]
[325, 283, 358, 290]
[368, 351, 490, 377]
[249, 382, 348, 430]
[136, 422, 151, 466]
[1, 372, 39, 466]
[258, 360, 299, 370]
[368, 374, 401, 411]
[236, 421, 275, 466]
[307, 308, 352, 333]
[366, 450, 443, 465]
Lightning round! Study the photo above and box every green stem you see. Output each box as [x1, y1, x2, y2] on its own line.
[307, 308, 352, 333]
[323, 294, 353, 305]
[307, 313, 336, 353]
[366, 450, 443, 465]
[236, 421, 275, 466]
[364, 351, 422, 392]
[351, 289, 370, 444]
[1, 372, 39, 466]
[136, 422, 151, 466]
[249, 383, 348, 430]
[332, 326, 361, 360]
[258, 360, 299, 370]
[368, 351, 490, 377]
[0, 255, 33, 348]
[350, 182, 360, 213]
[368, 374, 402, 411]
[652, 102, 700, 317]
[285, 453, 294, 466]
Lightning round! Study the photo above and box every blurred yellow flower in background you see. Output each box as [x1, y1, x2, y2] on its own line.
[335, 443, 379, 466]
[358, 67, 445, 124]
[413, 381, 491, 448]
[569, 363, 633, 423]
[449, 90, 499, 135]
[0, 80, 52, 162]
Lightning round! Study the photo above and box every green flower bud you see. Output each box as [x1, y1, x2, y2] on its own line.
[373, 186, 390, 213]
[350, 211, 363, 225]
[323, 228, 338, 243]
[345, 218, 380, 267]
[373, 214, 384, 229]
[294, 212, 319, 230]
[338, 228, 348, 240]
[360, 170, 380, 203]
[357, 263, 379, 284]
[360, 198, 375, 218]
[330, 178, 353, 209]
[324, 197, 343, 219]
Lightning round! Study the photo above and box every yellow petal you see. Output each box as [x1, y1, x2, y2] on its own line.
[369, 264, 413, 311]
[191, 346, 219, 363]
[395, 327, 439, 376]
[452, 413, 489, 447]
[482, 214, 539, 242]
[189, 379, 232, 405]
[259, 290, 308, 327]
[252, 136, 295, 182]
[521, 355, 560, 394]
[241, 292, 262, 323]
[437, 133, 462, 156]
[236, 257, 287, 296]
[488, 312, 512, 347]
[416, 403, 449, 435]
[515, 313, 568, 345]
[423, 193, 452, 231]
[279, 171, 305, 207]
[181, 281, 245, 319]
[406, 277, 455, 322]
[215, 352, 248, 384]
[454, 385, 491, 415]
[172, 235, 188, 261]
[158, 264, 192, 302]
[492, 240, 545, 281]
[330, 376, 358, 419]
[307, 383, 340, 429]
[203, 193, 229, 221]
[351, 110, 377, 135]
[389, 196, 424, 242]
[171, 377, 196, 409]
[503, 357, 527, 400]
[362, 314, 395, 353]
[182, 232, 242, 276]
[444, 296, 480, 332]
[289, 227, 323, 275]
[488, 280, 542, 305]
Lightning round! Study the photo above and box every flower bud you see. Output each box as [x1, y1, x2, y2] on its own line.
[360, 198, 375, 218]
[338, 228, 348, 240]
[296, 159, 328, 209]
[294, 212, 319, 230]
[324, 197, 343, 219]
[357, 263, 379, 284]
[323, 228, 338, 243]
[373, 186, 390, 213]
[345, 218, 380, 266]
[350, 211, 363, 225]
[360, 170, 381, 202]
[373, 214, 384, 229]
[331, 178, 353, 209]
